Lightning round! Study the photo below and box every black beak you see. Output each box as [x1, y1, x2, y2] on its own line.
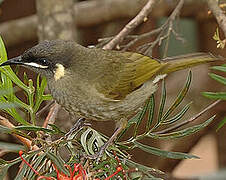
[0, 56, 23, 67]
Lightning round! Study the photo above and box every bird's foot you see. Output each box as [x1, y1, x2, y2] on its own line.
[65, 117, 90, 137]
[85, 143, 109, 162]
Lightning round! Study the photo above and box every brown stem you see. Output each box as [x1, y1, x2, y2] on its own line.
[0, 115, 39, 150]
[103, 0, 158, 50]
[207, 0, 226, 39]
[43, 103, 61, 128]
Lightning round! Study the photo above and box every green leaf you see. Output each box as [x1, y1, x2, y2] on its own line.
[146, 95, 155, 132]
[14, 155, 33, 180]
[133, 141, 199, 159]
[0, 158, 8, 165]
[0, 67, 29, 92]
[209, 73, 226, 85]
[48, 124, 65, 135]
[81, 128, 106, 155]
[161, 71, 192, 121]
[202, 92, 226, 100]
[162, 102, 192, 124]
[125, 159, 163, 175]
[46, 151, 69, 176]
[133, 98, 151, 137]
[118, 111, 141, 140]
[213, 28, 219, 41]
[217, 117, 226, 131]
[81, 128, 92, 155]
[0, 36, 7, 62]
[211, 65, 226, 72]
[42, 94, 52, 101]
[33, 76, 51, 113]
[6, 108, 30, 125]
[157, 80, 166, 123]
[150, 115, 216, 139]
[0, 141, 25, 152]
[14, 125, 55, 134]
[27, 153, 47, 179]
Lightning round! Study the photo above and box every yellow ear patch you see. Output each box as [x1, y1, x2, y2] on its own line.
[54, 63, 65, 81]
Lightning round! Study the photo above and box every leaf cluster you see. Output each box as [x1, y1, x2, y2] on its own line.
[202, 64, 226, 131]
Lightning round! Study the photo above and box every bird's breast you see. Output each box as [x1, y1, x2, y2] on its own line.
[47, 74, 158, 122]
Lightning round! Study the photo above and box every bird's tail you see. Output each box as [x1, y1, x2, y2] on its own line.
[160, 53, 223, 74]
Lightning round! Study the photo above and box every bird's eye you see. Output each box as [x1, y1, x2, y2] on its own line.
[39, 58, 48, 66]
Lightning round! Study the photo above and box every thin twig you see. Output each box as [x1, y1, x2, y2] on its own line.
[154, 99, 222, 134]
[122, 27, 162, 51]
[142, 0, 185, 56]
[207, 0, 226, 39]
[103, 0, 158, 50]
[43, 102, 61, 128]
[36, 100, 55, 117]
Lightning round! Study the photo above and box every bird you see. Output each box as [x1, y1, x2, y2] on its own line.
[0, 40, 222, 158]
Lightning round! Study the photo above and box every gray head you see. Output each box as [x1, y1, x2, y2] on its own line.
[0, 40, 81, 79]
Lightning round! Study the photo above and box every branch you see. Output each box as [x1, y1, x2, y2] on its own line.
[137, 0, 185, 56]
[103, 0, 158, 50]
[207, 0, 226, 39]
[43, 103, 61, 128]
[154, 99, 222, 134]
[0, 115, 39, 150]
[0, 0, 148, 48]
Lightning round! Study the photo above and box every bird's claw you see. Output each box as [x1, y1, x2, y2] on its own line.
[65, 117, 90, 137]
[85, 144, 108, 162]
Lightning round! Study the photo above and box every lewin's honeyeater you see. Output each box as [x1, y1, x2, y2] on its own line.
[0, 40, 223, 158]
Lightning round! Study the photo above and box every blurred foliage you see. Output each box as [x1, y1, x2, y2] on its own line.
[213, 28, 226, 49]
[0, 36, 217, 179]
[202, 64, 226, 131]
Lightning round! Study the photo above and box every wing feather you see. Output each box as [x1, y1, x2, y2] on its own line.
[95, 51, 164, 100]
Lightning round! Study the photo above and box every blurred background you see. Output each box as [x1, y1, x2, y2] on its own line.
[0, 0, 226, 179]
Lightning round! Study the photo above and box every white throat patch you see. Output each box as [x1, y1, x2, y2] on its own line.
[54, 63, 65, 81]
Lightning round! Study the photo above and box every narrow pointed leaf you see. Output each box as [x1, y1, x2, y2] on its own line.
[133, 141, 199, 159]
[211, 65, 226, 72]
[27, 153, 47, 179]
[202, 92, 226, 100]
[6, 108, 30, 125]
[150, 115, 216, 139]
[14, 155, 32, 180]
[146, 94, 155, 132]
[48, 124, 65, 134]
[217, 117, 226, 131]
[133, 100, 150, 137]
[162, 102, 192, 124]
[161, 71, 192, 121]
[0, 36, 7, 61]
[117, 111, 141, 140]
[125, 159, 163, 179]
[0, 158, 8, 166]
[157, 80, 166, 123]
[81, 128, 92, 154]
[87, 132, 97, 155]
[14, 125, 55, 134]
[46, 151, 69, 176]
[209, 73, 226, 85]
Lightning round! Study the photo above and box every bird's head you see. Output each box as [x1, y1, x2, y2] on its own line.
[0, 40, 78, 81]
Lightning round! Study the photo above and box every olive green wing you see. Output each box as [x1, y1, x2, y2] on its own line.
[95, 51, 165, 100]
